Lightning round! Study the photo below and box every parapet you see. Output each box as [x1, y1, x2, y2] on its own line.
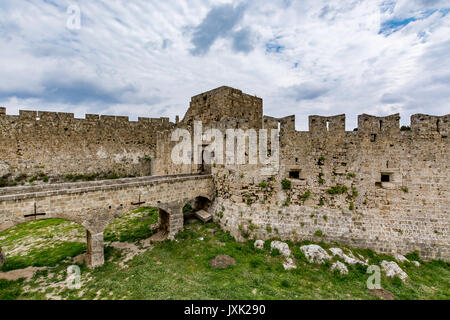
[309, 114, 345, 132]
[411, 114, 449, 136]
[263, 115, 295, 131]
[357, 113, 400, 132]
[263, 116, 279, 130]
[1, 107, 174, 129]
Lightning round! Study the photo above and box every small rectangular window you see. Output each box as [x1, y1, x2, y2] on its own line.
[381, 174, 390, 182]
[289, 171, 300, 179]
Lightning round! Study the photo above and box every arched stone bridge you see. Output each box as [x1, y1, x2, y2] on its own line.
[0, 174, 215, 268]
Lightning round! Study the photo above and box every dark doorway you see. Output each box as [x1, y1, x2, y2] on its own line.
[183, 196, 212, 223]
[148, 208, 170, 241]
[201, 149, 211, 174]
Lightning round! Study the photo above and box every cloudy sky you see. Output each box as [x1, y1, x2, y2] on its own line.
[0, 0, 449, 129]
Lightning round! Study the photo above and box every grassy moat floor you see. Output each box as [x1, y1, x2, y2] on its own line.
[0, 208, 448, 300]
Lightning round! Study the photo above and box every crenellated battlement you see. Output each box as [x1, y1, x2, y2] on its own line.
[0, 107, 173, 127]
[309, 114, 346, 132]
[280, 112, 448, 135]
[411, 114, 450, 136]
[357, 113, 400, 132]
[0, 107, 176, 181]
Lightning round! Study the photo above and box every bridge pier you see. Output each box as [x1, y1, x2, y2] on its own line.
[157, 202, 184, 240]
[168, 205, 184, 240]
[86, 230, 104, 268]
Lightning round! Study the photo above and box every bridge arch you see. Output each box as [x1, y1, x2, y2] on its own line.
[0, 217, 95, 270]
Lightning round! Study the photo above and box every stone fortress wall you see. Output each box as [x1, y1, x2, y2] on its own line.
[210, 110, 449, 261]
[0, 107, 175, 183]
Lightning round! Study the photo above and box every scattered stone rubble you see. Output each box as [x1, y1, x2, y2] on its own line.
[254, 240, 264, 250]
[282, 257, 297, 270]
[330, 261, 348, 275]
[380, 261, 408, 281]
[329, 248, 368, 265]
[394, 254, 409, 263]
[259, 241, 413, 279]
[269, 241, 296, 270]
[300, 244, 331, 264]
[270, 241, 291, 258]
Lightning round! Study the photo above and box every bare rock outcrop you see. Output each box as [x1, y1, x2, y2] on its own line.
[329, 247, 367, 265]
[270, 241, 291, 258]
[283, 257, 297, 270]
[381, 261, 408, 281]
[300, 244, 331, 264]
[330, 261, 348, 275]
[394, 254, 409, 263]
[254, 240, 264, 250]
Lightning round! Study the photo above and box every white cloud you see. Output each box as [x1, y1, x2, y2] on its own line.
[0, 0, 448, 130]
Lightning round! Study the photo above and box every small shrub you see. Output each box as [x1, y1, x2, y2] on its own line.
[259, 181, 267, 189]
[401, 186, 409, 193]
[318, 156, 325, 165]
[318, 172, 325, 184]
[106, 171, 120, 180]
[28, 176, 38, 183]
[281, 179, 291, 190]
[327, 185, 348, 195]
[300, 190, 311, 201]
[183, 204, 193, 214]
[400, 125, 411, 131]
[314, 230, 323, 237]
[405, 251, 421, 262]
[15, 174, 28, 182]
[349, 203, 355, 211]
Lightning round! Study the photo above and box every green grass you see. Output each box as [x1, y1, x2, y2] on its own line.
[103, 207, 158, 242]
[0, 209, 449, 300]
[1, 242, 86, 272]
